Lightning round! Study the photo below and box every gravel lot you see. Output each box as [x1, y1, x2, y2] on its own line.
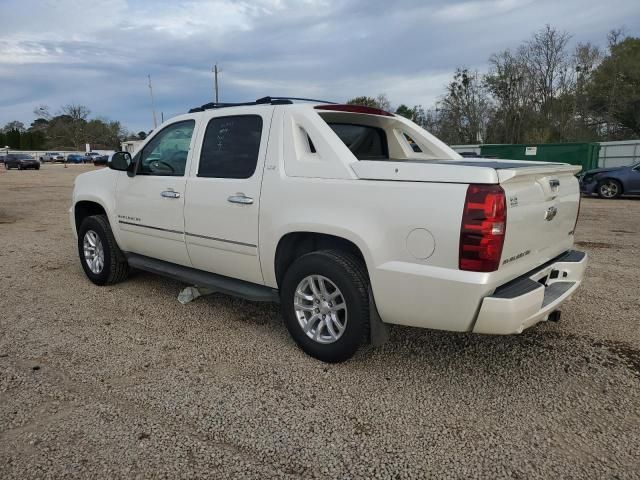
[1, 164, 639, 479]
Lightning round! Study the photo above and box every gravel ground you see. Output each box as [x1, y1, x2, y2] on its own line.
[1, 164, 639, 479]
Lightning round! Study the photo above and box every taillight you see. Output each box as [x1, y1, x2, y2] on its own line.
[459, 184, 507, 272]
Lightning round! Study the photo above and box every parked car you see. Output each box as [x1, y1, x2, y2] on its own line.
[579, 162, 640, 199]
[85, 152, 109, 165]
[4, 154, 40, 170]
[66, 154, 86, 164]
[40, 152, 65, 163]
[70, 97, 587, 363]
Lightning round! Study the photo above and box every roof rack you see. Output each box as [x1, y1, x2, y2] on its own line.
[188, 96, 336, 113]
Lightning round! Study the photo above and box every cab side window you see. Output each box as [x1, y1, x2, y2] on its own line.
[198, 115, 263, 179]
[138, 120, 195, 176]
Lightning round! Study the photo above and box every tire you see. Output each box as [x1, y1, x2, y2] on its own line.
[597, 179, 622, 199]
[280, 250, 370, 363]
[77, 214, 129, 285]
[4, 163, 8, 170]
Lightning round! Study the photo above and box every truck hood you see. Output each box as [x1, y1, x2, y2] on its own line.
[351, 158, 581, 184]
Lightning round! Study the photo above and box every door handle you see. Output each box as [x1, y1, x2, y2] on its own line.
[161, 190, 181, 199]
[227, 194, 254, 205]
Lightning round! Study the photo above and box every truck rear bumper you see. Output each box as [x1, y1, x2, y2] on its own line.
[472, 250, 587, 334]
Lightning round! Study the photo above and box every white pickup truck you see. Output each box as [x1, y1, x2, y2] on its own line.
[70, 96, 587, 362]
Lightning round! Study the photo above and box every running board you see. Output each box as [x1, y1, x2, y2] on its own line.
[125, 253, 279, 303]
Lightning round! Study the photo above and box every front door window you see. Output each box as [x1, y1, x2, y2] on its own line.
[138, 120, 195, 176]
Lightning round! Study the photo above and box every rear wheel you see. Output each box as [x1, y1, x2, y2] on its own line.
[280, 250, 370, 363]
[78, 214, 129, 285]
[597, 179, 622, 199]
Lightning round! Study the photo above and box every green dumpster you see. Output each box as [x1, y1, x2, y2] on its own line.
[479, 143, 600, 172]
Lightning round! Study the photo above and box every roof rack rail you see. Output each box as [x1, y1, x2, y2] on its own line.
[188, 96, 336, 113]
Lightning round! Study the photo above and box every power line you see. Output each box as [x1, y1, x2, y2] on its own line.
[213, 64, 222, 103]
[148, 74, 158, 129]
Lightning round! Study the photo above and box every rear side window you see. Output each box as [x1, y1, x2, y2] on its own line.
[198, 115, 263, 179]
[328, 123, 388, 160]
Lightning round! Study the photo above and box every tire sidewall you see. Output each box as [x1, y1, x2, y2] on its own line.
[77, 217, 113, 285]
[281, 253, 368, 362]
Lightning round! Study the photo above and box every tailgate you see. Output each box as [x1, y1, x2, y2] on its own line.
[499, 165, 581, 277]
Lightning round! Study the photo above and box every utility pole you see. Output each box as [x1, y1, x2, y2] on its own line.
[148, 74, 158, 129]
[213, 64, 221, 103]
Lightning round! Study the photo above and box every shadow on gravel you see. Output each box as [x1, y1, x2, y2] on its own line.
[0, 209, 16, 224]
[380, 326, 640, 378]
[120, 271, 640, 380]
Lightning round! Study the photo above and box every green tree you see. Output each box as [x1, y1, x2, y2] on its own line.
[395, 104, 415, 119]
[587, 37, 640, 137]
[5, 128, 21, 148]
[346, 94, 391, 110]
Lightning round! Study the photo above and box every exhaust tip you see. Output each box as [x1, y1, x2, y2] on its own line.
[548, 310, 562, 323]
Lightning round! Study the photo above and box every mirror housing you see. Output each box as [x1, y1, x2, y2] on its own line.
[109, 151, 133, 172]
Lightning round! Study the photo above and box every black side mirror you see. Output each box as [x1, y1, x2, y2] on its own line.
[109, 151, 133, 172]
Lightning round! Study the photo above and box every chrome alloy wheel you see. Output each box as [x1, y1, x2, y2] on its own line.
[83, 230, 105, 274]
[599, 180, 619, 198]
[294, 275, 347, 344]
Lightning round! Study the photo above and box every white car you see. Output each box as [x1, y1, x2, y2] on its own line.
[70, 96, 587, 362]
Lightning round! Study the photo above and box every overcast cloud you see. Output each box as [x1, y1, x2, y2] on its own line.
[0, 0, 638, 132]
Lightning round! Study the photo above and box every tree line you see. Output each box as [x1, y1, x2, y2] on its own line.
[0, 105, 128, 151]
[348, 26, 639, 145]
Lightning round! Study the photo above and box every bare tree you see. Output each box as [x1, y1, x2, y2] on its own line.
[438, 69, 492, 144]
[60, 104, 91, 122]
[521, 25, 573, 115]
[485, 49, 535, 143]
[33, 105, 52, 121]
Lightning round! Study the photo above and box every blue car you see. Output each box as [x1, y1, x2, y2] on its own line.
[66, 154, 86, 164]
[580, 162, 640, 199]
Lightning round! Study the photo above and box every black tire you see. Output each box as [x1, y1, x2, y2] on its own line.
[597, 179, 622, 199]
[35, 165, 40, 170]
[77, 214, 129, 285]
[280, 250, 370, 363]
[4, 163, 8, 170]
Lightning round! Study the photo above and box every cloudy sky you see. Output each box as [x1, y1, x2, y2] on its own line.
[1, 0, 638, 133]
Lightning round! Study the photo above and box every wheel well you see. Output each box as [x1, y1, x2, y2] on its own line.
[274, 232, 367, 287]
[74, 201, 107, 231]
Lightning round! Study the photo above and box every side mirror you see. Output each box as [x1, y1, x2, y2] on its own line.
[109, 151, 133, 172]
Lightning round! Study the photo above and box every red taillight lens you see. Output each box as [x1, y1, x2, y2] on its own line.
[314, 104, 394, 116]
[459, 184, 507, 272]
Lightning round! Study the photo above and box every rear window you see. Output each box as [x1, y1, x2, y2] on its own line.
[327, 123, 388, 160]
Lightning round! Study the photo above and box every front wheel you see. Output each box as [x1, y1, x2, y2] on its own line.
[77, 214, 129, 285]
[280, 250, 370, 363]
[598, 179, 622, 199]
